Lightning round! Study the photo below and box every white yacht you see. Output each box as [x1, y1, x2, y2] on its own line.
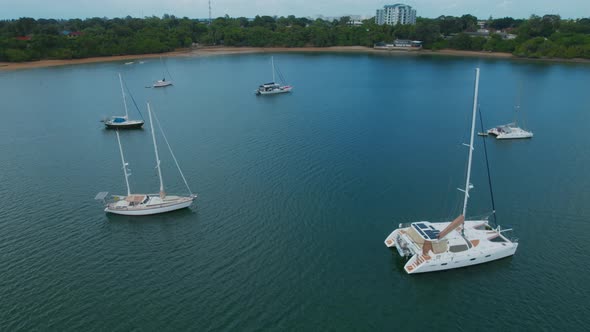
[105, 73, 144, 129]
[96, 103, 196, 216]
[487, 122, 533, 139]
[153, 57, 173, 88]
[153, 77, 173, 88]
[255, 56, 292, 95]
[384, 68, 518, 274]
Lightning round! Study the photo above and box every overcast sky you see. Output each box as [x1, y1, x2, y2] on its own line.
[2, 0, 589, 20]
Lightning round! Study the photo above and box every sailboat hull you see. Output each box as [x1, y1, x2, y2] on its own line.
[105, 120, 144, 129]
[105, 196, 195, 216]
[256, 86, 292, 95]
[153, 81, 173, 88]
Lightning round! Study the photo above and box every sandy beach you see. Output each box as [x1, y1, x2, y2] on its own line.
[1, 46, 588, 71]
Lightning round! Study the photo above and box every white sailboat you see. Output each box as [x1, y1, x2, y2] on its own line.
[96, 103, 196, 216]
[255, 56, 292, 95]
[384, 68, 518, 274]
[153, 57, 173, 88]
[105, 73, 145, 129]
[153, 77, 173, 88]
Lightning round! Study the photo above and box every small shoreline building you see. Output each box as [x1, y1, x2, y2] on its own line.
[374, 40, 423, 51]
[375, 4, 417, 26]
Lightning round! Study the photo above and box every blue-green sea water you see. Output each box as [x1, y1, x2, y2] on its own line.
[1, 53, 590, 330]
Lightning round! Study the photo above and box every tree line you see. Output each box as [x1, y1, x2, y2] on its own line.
[1, 14, 590, 62]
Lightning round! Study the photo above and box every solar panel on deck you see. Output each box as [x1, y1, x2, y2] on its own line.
[415, 228, 427, 237]
[424, 230, 440, 239]
[416, 223, 428, 229]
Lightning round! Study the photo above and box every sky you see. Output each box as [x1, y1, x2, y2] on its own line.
[2, 0, 589, 20]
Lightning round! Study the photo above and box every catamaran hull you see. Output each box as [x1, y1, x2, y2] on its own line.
[105, 121, 144, 129]
[495, 133, 533, 139]
[487, 127, 533, 139]
[405, 244, 518, 274]
[256, 87, 293, 95]
[105, 199, 194, 216]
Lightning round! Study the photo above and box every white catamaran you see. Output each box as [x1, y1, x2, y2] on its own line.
[486, 121, 533, 139]
[96, 103, 196, 215]
[484, 90, 533, 139]
[255, 56, 292, 95]
[105, 73, 145, 129]
[384, 68, 518, 274]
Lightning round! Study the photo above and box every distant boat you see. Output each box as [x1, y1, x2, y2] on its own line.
[486, 122, 533, 139]
[153, 57, 173, 88]
[486, 87, 533, 139]
[384, 68, 518, 274]
[104, 73, 144, 129]
[96, 103, 196, 216]
[153, 77, 173, 88]
[124, 61, 134, 65]
[255, 56, 292, 95]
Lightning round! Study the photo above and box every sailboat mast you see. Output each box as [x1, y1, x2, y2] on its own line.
[118, 73, 129, 119]
[116, 130, 131, 196]
[271, 56, 275, 83]
[147, 103, 165, 198]
[462, 68, 480, 219]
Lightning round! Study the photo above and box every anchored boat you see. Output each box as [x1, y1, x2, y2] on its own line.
[96, 103, 196, 216]
[384, 68, 518, 274]
[104, 73, 144, 129]
[487, 122, 533, 139]
[255, 56, 292, 95]
[153, 57, 173, 88]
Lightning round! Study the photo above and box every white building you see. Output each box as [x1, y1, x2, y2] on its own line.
[375, 4, 417, 26]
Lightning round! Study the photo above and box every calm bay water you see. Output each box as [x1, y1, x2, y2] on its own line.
[1, 53, 590, 330]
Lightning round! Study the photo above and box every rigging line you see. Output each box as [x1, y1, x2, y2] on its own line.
[161, 57, 174, 81]
[151, 108, 193, 196]
[442, 173, 454, 220]
[276, 65, 286, 84]
[478, 106, 498, 227]
[123, 79, 145, 121]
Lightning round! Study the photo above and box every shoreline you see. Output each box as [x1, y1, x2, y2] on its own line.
[1, 46, 590, 71]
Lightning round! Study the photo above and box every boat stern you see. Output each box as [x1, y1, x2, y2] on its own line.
[384, 225, 414, 258]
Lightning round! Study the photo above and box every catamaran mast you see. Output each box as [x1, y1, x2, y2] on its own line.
[147, 102, 165, 198]
[462, 68, 480, 222]
[116, 130, 131, 196]
[271, 56, 275, 83]
[118, 73, 129, 119]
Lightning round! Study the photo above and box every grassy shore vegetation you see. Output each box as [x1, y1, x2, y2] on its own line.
[1, 14, 590, 62]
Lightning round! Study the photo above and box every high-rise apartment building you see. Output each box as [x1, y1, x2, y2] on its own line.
[375, 4, 417, 26]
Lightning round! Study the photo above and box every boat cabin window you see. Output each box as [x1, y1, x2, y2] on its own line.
[449, 244, 469, 253]
[473, 224, 490, 230]
[489, 236, 507, 243]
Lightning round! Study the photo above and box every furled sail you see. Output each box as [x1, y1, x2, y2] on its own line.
[437, 215, 465, 239]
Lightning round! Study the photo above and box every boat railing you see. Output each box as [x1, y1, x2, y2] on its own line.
[108, 197, 192, 210]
